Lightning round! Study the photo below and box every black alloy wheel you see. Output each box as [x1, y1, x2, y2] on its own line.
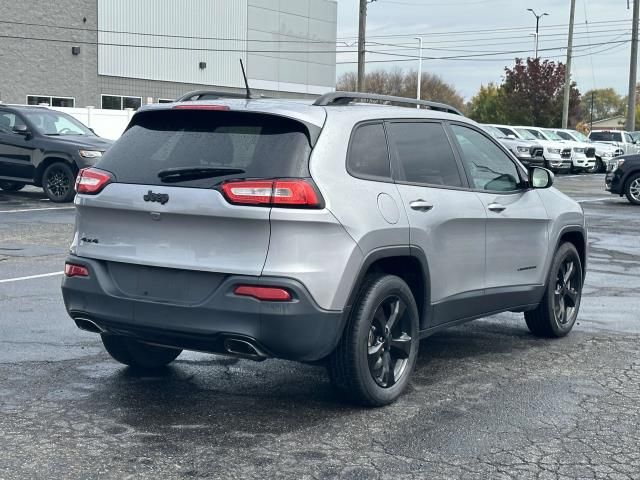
[42, 162, 76, 203]
[525, 242, 583, 338]
[367, 296, 412, 388]
[553, 257, 580, 326]
[328, 274, 419, 407]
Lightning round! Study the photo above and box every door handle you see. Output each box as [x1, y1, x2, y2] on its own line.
[487, 202, 506, 213]
[409, 200, 433, 212]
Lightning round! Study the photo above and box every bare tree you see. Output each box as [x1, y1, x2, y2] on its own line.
[337, 68, 465, 112]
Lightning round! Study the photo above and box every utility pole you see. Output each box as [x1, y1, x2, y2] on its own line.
[590, 92, 595, 132]
[415, 37, 423, 106]
[357, 0, 369, 92]
[562, 0, 577, 129]
[527, 9, 548, 58]
[627, 0, 640, 130]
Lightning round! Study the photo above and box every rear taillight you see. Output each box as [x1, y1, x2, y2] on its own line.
[221, 179, 322, 208]
[75, 168, 113, 195]
[64, 263, 89, 277]
[234, 285, 292, 301]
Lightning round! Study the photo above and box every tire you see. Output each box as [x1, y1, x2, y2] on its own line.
[101, 334, 182, 369]
[42, 162, 76, 203]
[328, 274, 419, 407]
[624, 172, 640, 205]
[525, 243, 583, 338]
[0, 180, 26, 192]
[588, 158, 603, 174]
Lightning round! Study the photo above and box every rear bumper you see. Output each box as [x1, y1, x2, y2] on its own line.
[61, 256, 345, 362]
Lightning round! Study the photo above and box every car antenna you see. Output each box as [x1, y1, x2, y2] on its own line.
[239, 59, 252, 99]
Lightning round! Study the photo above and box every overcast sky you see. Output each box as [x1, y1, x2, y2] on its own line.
[334, 0, 635, 101]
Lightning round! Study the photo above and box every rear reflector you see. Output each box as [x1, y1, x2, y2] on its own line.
[173, 104, 230, 111]
[64, 263, 89, 278]
[75, 168, 113, 194]
[234, 285, 292, 301]
[221, 179, 321, 208]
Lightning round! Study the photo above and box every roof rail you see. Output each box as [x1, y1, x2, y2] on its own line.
[176, 90, 259, 102]
[313, 91, 463, 116]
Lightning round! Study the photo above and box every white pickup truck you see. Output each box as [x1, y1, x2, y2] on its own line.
[554, 128, 624, 173]
[588, 130, 640, 156]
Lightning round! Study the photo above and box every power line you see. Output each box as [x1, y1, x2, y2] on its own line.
[338, 39, 632, 64]
[337, 18, 632, 41]
[0, 34, 344, 54]
[0, 19, 336, 45]
[367, 32, 630, 54]
[366, 28, 631, 49]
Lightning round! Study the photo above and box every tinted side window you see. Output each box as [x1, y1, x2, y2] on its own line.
[387, 122, 462, 187]
[451, 124, 522, 192]
[0, 112, 26, 134]
[347, 123, 391, 180]
[557, 131, 572, 141]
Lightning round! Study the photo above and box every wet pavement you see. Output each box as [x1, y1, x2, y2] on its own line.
[1, 174, 639, 479]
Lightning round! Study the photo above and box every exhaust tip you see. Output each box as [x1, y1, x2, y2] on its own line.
[223, 338, 268, 361]
[74, 317, 104, 334]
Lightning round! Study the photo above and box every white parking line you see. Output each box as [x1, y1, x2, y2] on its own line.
[577, 197, 614, 203]
[0, 207, 75, 214]
[0, 272, 64, 283]
[561, 174, 604, 179]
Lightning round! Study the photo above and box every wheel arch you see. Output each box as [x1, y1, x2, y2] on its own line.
[622, 167, 640, 192]
[343, 246, 431, 331]
[556, 226, 587, 282]
[35, 155, 76, 187]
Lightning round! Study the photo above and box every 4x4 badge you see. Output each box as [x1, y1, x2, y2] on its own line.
[143, 190, 169, 205]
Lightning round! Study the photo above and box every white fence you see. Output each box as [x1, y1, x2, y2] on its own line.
[50, 106, 134, 140]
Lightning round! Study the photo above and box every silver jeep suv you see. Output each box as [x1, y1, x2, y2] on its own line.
[62, 92, 587, 406]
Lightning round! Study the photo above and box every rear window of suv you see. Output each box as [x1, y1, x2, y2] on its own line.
[97, 110, 315, 188]
[589, 131, 622, 142]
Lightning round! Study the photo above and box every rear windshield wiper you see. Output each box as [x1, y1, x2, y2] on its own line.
[158, 166, 245, 183]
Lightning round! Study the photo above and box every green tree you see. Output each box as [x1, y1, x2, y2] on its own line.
[467, 83, 506, 123]
[582, 88, 625, 122]
[500, 58, 581, 127]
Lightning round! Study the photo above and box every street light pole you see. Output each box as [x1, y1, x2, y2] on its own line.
[415, 37, 423, 107]
[527, 8, 549, 58]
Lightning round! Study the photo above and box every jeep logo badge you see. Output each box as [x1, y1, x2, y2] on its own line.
[143, 190, 169, 205]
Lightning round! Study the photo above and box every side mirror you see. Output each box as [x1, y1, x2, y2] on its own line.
[507, 134, 517, 139]
[13, 124, 30, 136]
[529, 166, 554, 189]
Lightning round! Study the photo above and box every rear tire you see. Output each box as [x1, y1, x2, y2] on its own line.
[624, 172, 640, 205]
[328, 274, 419, 407]
[42, 162, 76, 203]
[0, 181, 26, 192]
[101, 334, 182, 369]
[525, 243, 583, 338]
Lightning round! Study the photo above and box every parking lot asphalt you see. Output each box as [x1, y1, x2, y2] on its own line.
[1, 174, 639, 480]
